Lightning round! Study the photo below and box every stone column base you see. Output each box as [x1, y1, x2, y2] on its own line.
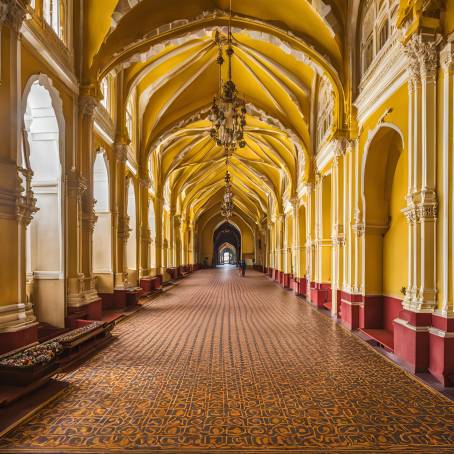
[393, 310, 431, 372]
[310, 284, 331, 309]
[340, 292, 362, 330]
[429, 315, 454, 386]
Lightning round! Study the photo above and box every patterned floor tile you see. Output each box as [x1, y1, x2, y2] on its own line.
[0, 268, 453, 453]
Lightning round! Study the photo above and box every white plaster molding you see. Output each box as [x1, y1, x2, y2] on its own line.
[112, 14, 330, 77]
[428, 327, 454, 338]
[315, 138, 337, 172]
[21, 22, 79, 94]
[94, 119, 115, 146]
[354, 33, 407, 127]
[393, 317, 431, 332]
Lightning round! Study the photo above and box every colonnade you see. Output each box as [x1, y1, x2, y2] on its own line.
[1, 0, 454, 388]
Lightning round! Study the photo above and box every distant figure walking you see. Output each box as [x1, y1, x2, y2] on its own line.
[241, 260, 247, 277]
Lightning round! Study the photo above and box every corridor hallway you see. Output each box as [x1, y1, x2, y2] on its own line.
[1, 269, 453, 453]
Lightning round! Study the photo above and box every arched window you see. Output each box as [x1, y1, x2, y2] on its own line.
[93, 152, 112, 277]
[43, 0, 66, 42]
[94, 153, 109, 212]
[23, 80, 65, 328]
[360, 0, 398, 76]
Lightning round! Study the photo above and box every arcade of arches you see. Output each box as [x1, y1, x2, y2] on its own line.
[1, 0, 454, 450]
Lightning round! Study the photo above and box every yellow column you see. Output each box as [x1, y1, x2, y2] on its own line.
[440, 42, 454, 316]
[173, 214, 181, 269]
[402, 32, 438, 312]
[0, 2, 38, 349]
[154, 194, 164, 275]
[331, 140, 346, 316]
[292, 198, 300, 280]
[276, 214, 284, 278]
[306, 183, 315, 302]
[113, 141, 129, 289]
[79, 94, 99, 305]
[138, 177, 151, 278]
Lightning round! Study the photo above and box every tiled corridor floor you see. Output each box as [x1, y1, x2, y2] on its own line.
[1, 269, 454, 452]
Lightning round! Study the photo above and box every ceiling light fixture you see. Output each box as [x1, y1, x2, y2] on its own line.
[221, 167, 234, 222]
[209, 0, 247, 158]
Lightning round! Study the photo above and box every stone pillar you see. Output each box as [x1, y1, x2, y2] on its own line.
[265, 221, 271, 274]
[275, 214, 284, 283]
[291, 198, 300, 280]
[65, 170, 86, 309]
[306, 183, 315, 303]
[154, 194, 163, 273]
[0, 1, 39, 352]
[79, 95, 99, 306]
[439, 41, 454, 316]
[113, 141, 129, 289]
[139, 177, 151, 278]
[173, 214, 181, 269]
[180, 217, 188, 267]
[429, 41, 454, 385]
[339, 139, 361, 329]
[395, 32, 439, 372]
[331, 142, 345, 317]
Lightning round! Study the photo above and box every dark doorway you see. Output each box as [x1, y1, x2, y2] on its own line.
[213, 223, 241, 266]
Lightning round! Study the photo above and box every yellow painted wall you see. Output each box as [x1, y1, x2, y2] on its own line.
[359, 82, 409, 298]
[383, 149, 407, 299]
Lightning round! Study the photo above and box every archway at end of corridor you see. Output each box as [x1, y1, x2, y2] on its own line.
[213, 223, 241, 266]
[218, 242, 237, 265]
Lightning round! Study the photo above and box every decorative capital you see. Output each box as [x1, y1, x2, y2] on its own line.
[332, 136, 352, 158]
[139, 177, 150, 189]
[404, 33, 441, 83]
[114, 142, 128, 163]
[66, 171, 87, 200]
[79, 95, 98, 118]
[402, 200, 438, 224]
[352, 223, 365, 238]
[0, 0, 28, 32]
[440, 41, 454, 72]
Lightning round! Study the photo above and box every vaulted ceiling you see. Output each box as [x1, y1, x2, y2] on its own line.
[84, 0, 348, 230]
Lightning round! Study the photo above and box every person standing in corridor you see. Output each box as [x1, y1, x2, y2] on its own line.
[241, 260, 246, 277]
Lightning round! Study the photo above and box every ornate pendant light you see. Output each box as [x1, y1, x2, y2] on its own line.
[209, 0, 247, 155]
[221, 169, 234, 222]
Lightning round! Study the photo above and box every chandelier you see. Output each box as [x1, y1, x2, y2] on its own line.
[221, 170, 234, 221]
[209, 1, 246, 155]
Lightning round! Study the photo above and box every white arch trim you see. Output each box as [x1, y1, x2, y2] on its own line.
[21, 74, 66, 169]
